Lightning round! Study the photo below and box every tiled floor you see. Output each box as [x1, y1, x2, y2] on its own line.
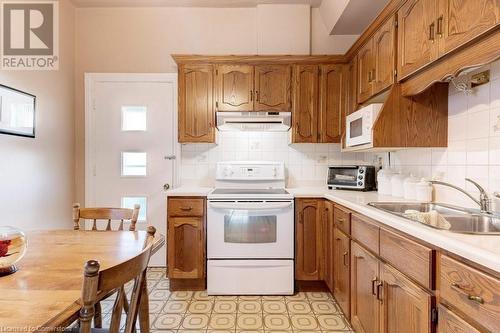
[100, 268, 353, 332]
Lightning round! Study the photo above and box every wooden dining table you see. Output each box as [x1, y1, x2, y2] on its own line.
[0, 229, 165, 331]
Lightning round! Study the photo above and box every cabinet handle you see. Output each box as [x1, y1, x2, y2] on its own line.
[451, 283, 485, 304]
[437, 16, 443, 38]
[180, 207, 193, 211]
[371, 278, 378, 296]
[376, 281, 384, 302]
[371, 69, 376, 83]
[337, 218, 345, 224]
[250, 90, 253, 101]
[343, 251, 348, 267]
[256, 91, 260, 102]
[429, 22, 436, 42]
[367, 70, 372, 83]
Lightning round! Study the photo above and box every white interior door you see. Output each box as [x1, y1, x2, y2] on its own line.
[86, 74, 178, 266]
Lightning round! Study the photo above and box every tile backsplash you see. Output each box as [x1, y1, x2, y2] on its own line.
[180, 59, 500, 209]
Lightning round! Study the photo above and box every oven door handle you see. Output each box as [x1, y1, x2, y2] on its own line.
[208, 202, 293, 210]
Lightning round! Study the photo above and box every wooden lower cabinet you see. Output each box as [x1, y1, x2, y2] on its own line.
[437, 304, 480, 333]
[167, 197, 206, 290]
[323, 200, 335, 292]
[333, 227, 351, 318]
[351, 242, 381, 333]
[295, 198, 323, 280]
[380, 263, 432, 333]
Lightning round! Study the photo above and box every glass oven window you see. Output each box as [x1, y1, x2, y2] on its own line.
[350, 117, 363, 138]
[224, 214, 277, 243]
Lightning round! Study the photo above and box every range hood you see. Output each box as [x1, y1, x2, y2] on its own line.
[216, 112, 291, 132]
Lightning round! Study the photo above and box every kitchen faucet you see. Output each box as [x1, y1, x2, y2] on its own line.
[430, 178, 492, 214]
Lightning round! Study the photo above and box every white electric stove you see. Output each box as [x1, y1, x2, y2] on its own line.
[207, 161, 294, 295]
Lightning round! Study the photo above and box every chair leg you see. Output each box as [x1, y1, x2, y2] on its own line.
[138, 275, 150, 333]
[94, 302, 103, 328]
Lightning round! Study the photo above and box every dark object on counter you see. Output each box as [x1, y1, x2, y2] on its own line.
[327, 165, 376, 191]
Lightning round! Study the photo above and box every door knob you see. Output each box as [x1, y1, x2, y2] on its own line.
[163, 183, 170, 191]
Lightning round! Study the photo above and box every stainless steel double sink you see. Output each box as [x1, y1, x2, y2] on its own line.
[368, 202, 500, 235]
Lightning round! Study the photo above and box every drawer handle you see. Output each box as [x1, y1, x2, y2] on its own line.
[371, 278, 378, 296]
[337, 218, 345, 223]
[376, 281, 384, 302]
[180, 207, 193, 211]
[343, 252, 348, 267]
[451, 283, 485, 304]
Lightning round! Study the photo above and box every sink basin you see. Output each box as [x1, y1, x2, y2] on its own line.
[368, 202, 500, 235]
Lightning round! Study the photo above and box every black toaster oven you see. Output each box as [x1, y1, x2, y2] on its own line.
[327, 166, 376, 191]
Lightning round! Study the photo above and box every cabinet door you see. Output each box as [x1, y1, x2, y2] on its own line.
[295, 198, 322, 280]
[323, 200, 335, 293]
[397, 0, 439, 79]
[438, 0, 500, 55]
[333, 227, 351, 318]
[254, 65, 292, 112]
[380, 263, 432, 333]
[357, 39, 375, 104]
[351, 242, 381, 333]
[168, 216, 204, 279]
[319, 65, 343, 143]
[216, 65, 254, 111]
[437, 304, 480, 333]
[373, 16, 396, 95]
[292, 65, 319, 143]
[178, 64, 215, 143]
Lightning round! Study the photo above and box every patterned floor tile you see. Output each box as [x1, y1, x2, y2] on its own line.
[290, 314, 319, 330]
[316, 314, 350, 330]
[238, 300, 262, 314]
[263, 314, 291, 330]
[163, 300, 190, 314]
[286, 301, 312, 314]
[237, 314, 264, 330]
[213, 301, 238, 313]
[182, 314, 210, 329]
[153, 313, 183, 329]
[209, 313, 236, 330]
[262, 301, 287, 314]
[189, 300, 214, 314]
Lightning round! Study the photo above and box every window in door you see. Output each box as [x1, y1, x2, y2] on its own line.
[121, 152, 147, 176]
[121, 106, 147, 131]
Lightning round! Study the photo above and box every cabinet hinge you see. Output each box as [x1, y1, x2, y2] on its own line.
[431, 308, 438, 324]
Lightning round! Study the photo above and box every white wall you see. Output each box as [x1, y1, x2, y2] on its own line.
[0, 0, 75, 230]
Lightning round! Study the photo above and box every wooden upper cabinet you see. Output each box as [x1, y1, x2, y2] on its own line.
[216, 65, 254, 111]
[357, 40, 375, 104]
[295, 198, 322, 280]
[437, 0, 500, 55]
[333, 227, 351, 318]
[398, 0, 439, 79]
[373, 17, 396, 94]
[320, 65, 343, 143]
[292, 65, 320, 143]
[254, 65, 291, 111]
[178, 64, 215, 143]
[380, 263, 432, 333]
[351, 242, 381, 333]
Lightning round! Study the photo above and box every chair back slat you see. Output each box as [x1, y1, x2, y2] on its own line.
[78, 226, 156, 333]
[73, 203, 140, 231]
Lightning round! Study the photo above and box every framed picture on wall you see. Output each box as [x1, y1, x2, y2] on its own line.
[0, 85, 36, 138]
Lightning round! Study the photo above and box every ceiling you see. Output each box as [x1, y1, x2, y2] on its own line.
[70, 0, 323, 8]
[331, 0, 390, 34]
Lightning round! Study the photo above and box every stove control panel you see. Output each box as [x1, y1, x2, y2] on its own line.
[216, 161, 285, 181]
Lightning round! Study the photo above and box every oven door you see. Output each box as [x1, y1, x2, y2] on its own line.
[346, 111, 370, 147]
[207, 200, 294, 259]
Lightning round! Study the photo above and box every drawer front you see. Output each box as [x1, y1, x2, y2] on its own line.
[437, 304, 480, 333]
[351, 213, 379, 255]
[334, 205, 351, 235]
[380, 228, 433, 289]
[439, 255, 500, 333]
[168, 198, 205, 216]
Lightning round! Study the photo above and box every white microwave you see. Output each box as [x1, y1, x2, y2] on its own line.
[345, 103, 383, 147]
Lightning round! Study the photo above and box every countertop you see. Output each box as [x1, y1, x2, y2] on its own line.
[167, 186, 500, 274]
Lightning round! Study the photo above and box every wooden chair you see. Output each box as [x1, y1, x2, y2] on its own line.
[77, 226, 156, 333]
[72, 203, 140, 231]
